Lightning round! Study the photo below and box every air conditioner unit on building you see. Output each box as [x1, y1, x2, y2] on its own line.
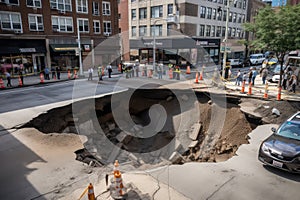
[14, 30, 22, 34]
[59, 10, 65, 14]
[104, 32, 111, 36]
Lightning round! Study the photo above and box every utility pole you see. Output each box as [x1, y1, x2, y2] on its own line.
[77, 23, 83, 76]
[222, 0, 230, 79]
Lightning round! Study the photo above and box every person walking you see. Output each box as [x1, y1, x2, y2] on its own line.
[56, 66, 61, 80]
[107, 64, 112, 78]
[289, 74, 297, 93]
[19, 69, 24, 85]
[174, 66, 181, 80]
[235, 70, 242, 86]
[248, 67, 253, 85]
[251, 67, 257, 86]
[5, 70, 12, 87]
[157, 64, 163, 79]
[51, 66, 56, 79]
[98, 65, 103, 81]
[261, 66, 268, 84]
[88, 66, 93, 80]
[44, 67, 50, 80]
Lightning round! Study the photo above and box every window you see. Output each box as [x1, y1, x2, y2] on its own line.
[77, 0, 88, 13]
[103, 1, 111, 15]
[212, 8, 216, 20]
[206, 25, 211, 37]
[223, 10, 227, 21]
[26, 0, 41, 8]
[92, 2, 99, 15]
[131, 9, 136, 20]
[200, 6, 206, 18]
[243, 0, 246, 9]
[28, 14, 43, 31]
[233, 13, 236, 23]
[139, 25, 147, 36]
[207, 8, 212, 19]
[237, 14, 241, 23]
[93, 20, 100, 33]
[216, 26, 221, 37]
[211, 26, 215, 37]
[50, 0, 72, 12]
[131, 26, 136, 37]
[228, 27, 231, 37]
[151, 6, 163, 18]
[242, 14, 245, 23]
[139, 8, 147, 19]
[151, 24, 162, 36]
[0, 12, 22, 31]
[222, 27, 225, 37]
[236, 28, 241, 38]
[217, 10, 222, 20]
[218, 0, 223, 4]
[199, 25, 205, 36]
[229, 12, 232, 22]
[103, 21, 111, 33]
[167, 24, 172, 36]
[232, 28, 236, 37]
[51, 16, 73, 32]
[167, 4, 173, 15]
[0, 0, 18, 5]
[78, 18, 89, 33]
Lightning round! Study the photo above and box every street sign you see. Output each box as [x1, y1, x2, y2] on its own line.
[220, 42, 231, 53]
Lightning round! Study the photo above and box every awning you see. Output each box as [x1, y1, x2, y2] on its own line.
[0, 39, 46, 54]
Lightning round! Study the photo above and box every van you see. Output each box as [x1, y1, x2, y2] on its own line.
[249, 53, 265, 65]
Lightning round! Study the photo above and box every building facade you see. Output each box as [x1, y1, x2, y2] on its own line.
[118, 0, 130, 61]
[127, 0, 248, 66]
[288, 0, 300, 5]
[0, 0, 119, 75]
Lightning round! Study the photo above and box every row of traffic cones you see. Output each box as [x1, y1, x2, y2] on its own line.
[240, 81, 281, 100]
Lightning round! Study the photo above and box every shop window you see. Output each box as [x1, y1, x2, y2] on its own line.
[103, 21, 111, 34]
[92, 2, 99, 16]
[51, 16, 73, 32]
[103, 1, 111, 16]
[93, 20, 100, 34]
[50, 0, 72, 12]
[151, 6, 163, 18]
[78, 18, 89, 33]
[76, 0, 88, 13]
[26, 0, 41, 8]
[0, 12, 22, 31]
[28, 14, 43, 31]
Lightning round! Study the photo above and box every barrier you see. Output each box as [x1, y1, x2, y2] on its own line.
[247, 82, 252, 95]
[264, 83, 269, 99]
[186, 66, 191, 74]
[18, 76, 22, 87]
[40, 73, 44, 83]
[169, 69, 173, 79]
[195, 72, 199, 84]
[277, 86, 282, 101]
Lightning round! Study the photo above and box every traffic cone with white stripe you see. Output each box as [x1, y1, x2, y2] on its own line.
[87, 183, 95, 200]
[263, 82, 269, 99]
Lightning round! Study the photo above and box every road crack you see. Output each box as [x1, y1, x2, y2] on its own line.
[206, 176, 235, 200]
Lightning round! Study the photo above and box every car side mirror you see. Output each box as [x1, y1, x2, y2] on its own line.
[271, 127, 277, 133]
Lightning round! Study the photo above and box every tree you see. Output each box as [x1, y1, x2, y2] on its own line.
[244, 5, 300, 86]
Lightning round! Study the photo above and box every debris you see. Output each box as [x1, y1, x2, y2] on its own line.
[189, 123, 202, 140]
[272, 108, 280, 116]
[169, 151, 183, 164]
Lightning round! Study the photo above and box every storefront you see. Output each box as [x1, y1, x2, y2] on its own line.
[129, 37, 221, 67]
[0, 39, 46, 75]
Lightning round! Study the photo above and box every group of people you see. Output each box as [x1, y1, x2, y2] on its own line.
[44, 66, 61, 80]
[88, 64, 113, 81]
[282, 66, 297, 93]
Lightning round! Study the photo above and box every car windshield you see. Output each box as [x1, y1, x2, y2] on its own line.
[250, 55, 258, 59]
[273, 64, 285, 73]
[276, 121, 300, 141]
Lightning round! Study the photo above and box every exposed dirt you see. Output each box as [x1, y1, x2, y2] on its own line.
[20, 89, 300, 167]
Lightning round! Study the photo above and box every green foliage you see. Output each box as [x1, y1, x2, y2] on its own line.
[243, 5, 300, 56]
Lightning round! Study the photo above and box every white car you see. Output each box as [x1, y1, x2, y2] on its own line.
[249, 54, 265, 65]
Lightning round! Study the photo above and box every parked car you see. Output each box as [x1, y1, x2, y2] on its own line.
[229, 58, 245, 68]
[249, 53, 265, 65]
[268, 64, 286, 83]
[258, 112, 300, 173]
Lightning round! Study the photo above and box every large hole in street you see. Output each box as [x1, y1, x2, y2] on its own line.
[22, 89, 262, 167]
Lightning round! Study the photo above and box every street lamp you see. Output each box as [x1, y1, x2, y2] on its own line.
[77, 23, 83, 76]
[222, 0, 237, 79]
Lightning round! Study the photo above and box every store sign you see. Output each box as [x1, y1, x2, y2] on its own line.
[195, 40, 216, 46]
[144, 41, 163, 46]
[19, 48, 36, 53]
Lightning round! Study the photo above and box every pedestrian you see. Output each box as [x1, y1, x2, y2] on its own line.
[251, 67, 257, 86]
[107, 64, 112, 78]
[135, 63, 139, 77]
[98, 65, 103, 81]
[44, 67, 50, 80]
[157, 64, 163, 79]
[56, 66, 61, 79]
[235, 70, 242, 86]
[248, 68, 253, 84]
[88, 66, 93, 80]
[289, 74, 297, 93]
[5, 70, 12, 87]
[261, 66, 268, 84]
[175, 66, 181, 80]
[51, 66, 56, 79]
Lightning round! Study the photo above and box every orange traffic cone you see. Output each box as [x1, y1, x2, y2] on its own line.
[74, 69, 77, 79]
[118, 64, 121, 72]
[199, 70, 203, 80]
[186, 66, 191, 74]
[18, 76, 22, 87]
[87, 183, 96, 200]
[148, 70, 152, 78]
[247, 82, 252, 95]
[277, 86, 282, 101]
[40, 73, 44, 83]
[241, 80, 245, 93]
[169, 69, 173, 79]
[0, 78, 5, 89]
[264, 83, 269, 99]
[195, 72, 199, 83]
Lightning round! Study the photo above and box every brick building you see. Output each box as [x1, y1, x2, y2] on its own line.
[118, 0, 130, 61]
[0, 0, 119, 75]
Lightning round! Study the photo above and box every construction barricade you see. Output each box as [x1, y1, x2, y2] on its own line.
[0, 78, 5, 89]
